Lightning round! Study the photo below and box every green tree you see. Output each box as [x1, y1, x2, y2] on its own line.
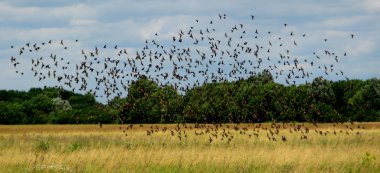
[0, 102, 25, 124]
[348, 78, 380, 121]
[122, 76, 162, 123]
[23, 93, 54, 123]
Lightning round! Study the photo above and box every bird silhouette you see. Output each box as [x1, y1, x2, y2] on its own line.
[8, 13, 352, 102]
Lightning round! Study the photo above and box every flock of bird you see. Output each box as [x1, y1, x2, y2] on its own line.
[9, 14, 353, 101]
[118, 122, 365, 143]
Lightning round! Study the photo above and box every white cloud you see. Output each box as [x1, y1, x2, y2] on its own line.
[0, 2, 41, 21]
[69, 19, 99, 26]
[322, 16, 365, 28]
[364, 0, 380, 13]
[323, 30, 350, 39]
[15, 28, 76, 41]
[139, 18, 167, 40]
[348, 40, 376, 57]
[48, 3, 96, 18]
[0, 0, 379, 97]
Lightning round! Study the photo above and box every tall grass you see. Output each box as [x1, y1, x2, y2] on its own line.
[0, 123, 379, 172]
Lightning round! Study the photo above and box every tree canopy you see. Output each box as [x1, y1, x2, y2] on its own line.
[0, 73, 379, 124]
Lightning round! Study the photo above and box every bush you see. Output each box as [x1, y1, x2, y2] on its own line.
[35, 139, 50, 152]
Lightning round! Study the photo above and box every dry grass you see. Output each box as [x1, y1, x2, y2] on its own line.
[0, 123, 379, 172]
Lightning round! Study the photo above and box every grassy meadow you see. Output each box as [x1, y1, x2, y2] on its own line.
[0, 123, 379, 172]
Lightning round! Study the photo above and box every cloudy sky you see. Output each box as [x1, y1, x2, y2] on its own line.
[0, 0, 379, 97]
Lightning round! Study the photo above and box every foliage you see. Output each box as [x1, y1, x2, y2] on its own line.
[121, 76, 184, 123]
[0, 74, 379, 124]
[0, 87, 111, 124]
[52, 97, 72, 111]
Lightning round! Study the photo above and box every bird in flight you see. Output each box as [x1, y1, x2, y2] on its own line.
[8, 13, 353, 101]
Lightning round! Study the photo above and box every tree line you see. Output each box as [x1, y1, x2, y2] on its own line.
[1, 72, 379, 124]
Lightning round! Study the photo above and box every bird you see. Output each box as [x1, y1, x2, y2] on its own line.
[7, 13, 351, 104]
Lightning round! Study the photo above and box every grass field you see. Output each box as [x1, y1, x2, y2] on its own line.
[0, 123, 379, 173]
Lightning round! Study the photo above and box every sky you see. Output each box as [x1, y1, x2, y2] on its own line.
[0, 0, 379, 101]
